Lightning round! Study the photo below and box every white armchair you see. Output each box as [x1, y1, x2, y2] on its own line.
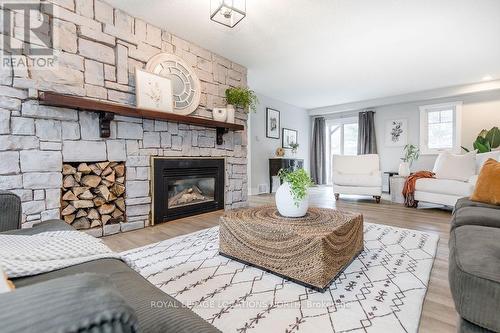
[332, 154, 382, 203]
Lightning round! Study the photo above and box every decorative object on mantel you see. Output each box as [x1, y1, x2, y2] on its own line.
[266, 107, 280, 139]
[212, 107, 228, 122]
[38, 92, 244, 145]
[275, 168, 313, 217]
[385, 119, 408, 147]
[275, 147, 285, 157]
[135, 68, 174, 113]
[462, 126, 500, 153]
[282, 128, 298, 150]
[224, 87, 258, 113]
[224, 87, 258, 123]
[210, 0, 246, 28]
[226, 104, 235, 124]
[399, 144, 420, 177]
[145, 53, 201, 116]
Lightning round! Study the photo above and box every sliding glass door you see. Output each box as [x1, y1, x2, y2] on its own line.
[325, 118, 359, 184]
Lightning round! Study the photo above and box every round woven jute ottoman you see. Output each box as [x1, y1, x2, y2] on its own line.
[219, 206, 364, 291]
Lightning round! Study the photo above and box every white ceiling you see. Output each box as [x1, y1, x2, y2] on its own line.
[107, 0, 500, 109]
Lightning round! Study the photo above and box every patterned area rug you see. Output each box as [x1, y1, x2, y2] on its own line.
[122, 223, 439, 333]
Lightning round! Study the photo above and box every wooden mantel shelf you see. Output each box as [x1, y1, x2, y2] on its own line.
[38, 91, 244, 145]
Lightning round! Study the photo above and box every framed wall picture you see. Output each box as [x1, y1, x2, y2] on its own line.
[282, 128, 298, 149]
[385, 119, 408, 146]
[266, 108, 280, 139]
[135, 68, 174, 113]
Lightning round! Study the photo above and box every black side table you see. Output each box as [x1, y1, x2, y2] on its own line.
[269, 158, 304, 193]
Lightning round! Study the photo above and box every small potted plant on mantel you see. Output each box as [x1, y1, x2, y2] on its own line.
[399, 144, 420, 177]
[275, 168, 313, 217]
[225, 87, 258, 123]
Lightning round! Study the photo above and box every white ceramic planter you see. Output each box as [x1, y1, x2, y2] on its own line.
[212, 108, 227, 122]
[275, 182, 309, 217]
[398, 162, 411, 177]
[226, 104, 235, 123]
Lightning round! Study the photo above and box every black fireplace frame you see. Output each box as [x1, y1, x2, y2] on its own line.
[153, 158, 225, 224]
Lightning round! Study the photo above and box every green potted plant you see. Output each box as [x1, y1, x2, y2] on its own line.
[289, 142, 299, 155]
[275, 168, 313, 217]
[399, 144, 420, 177]
[225, 87, 258, 123]
[462, 127, 500, 153]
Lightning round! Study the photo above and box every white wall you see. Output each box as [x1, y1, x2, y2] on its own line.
[317, 90, 500, 173]
[462, 94, 500, 148]
[249, 93, 310, 194]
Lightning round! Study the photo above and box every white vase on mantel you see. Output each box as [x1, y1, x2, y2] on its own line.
[212, 108, 227, 122]
[275, 182, 309, 218]
[226, 104, 235, 123]
[398, 162, 411, 177]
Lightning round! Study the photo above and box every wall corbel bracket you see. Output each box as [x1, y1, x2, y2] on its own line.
[216, 127, 229, 145]
[99, 112, 115, 138]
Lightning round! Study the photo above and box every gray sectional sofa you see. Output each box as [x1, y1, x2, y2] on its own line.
[0, 190, 220, 333]
[449, 198, 500, 333]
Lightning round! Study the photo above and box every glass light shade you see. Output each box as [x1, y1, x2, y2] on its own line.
[210, 0, 246, 28]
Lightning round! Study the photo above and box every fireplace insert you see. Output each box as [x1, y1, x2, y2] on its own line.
[153, 158, 225, 223]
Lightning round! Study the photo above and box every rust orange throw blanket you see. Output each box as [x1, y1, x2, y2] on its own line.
[403, 171, 435, 207]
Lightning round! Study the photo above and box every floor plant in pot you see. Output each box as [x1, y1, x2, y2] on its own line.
[275, 168, 313, 217]
[462, 126, 500, 153]
[399, 144, 420, 177]
[225, 87, 258, 123]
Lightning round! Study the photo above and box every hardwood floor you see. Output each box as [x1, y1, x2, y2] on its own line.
[102, 186, 457, 333]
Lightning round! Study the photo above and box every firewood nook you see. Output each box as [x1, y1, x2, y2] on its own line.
[61, 161, 126, 230]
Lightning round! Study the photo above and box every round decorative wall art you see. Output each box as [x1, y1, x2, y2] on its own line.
[145, 53, 201, 116]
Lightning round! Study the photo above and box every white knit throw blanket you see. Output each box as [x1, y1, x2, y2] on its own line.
[0, 231, 120, 278]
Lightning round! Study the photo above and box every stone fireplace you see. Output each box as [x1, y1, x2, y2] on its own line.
[152, 158, 225, 223]
[0, 2, 248, 236]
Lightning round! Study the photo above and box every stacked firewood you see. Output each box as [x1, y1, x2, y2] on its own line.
[61, 162, 126, 230]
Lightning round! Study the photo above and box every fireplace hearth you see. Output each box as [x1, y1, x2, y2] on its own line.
[153, 158, 225, 224]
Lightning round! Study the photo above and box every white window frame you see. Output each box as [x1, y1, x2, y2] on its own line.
[419, 101, 462, 155]
[326, 117, 358, 156]
[325, 117, 358, 184]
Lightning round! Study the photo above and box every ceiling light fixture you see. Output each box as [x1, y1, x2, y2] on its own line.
[210, 0, 246, 28]
[482, 75, 493, 81]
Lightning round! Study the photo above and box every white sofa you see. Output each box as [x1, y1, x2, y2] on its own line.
[332, 154, 382, 203]
[414, 151, 500, 207]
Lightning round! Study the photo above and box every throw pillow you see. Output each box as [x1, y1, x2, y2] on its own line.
[476, 150, 500, 173]
[0, 268, 14, 294]
[471, 158, 500, 205]
[433, 151, 476, 182]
